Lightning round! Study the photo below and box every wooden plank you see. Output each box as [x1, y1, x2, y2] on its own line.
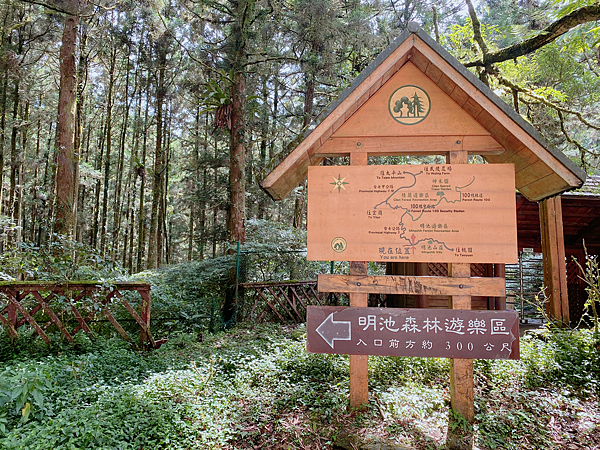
[256, 289, 287, 323]
[333, 63, 490, 139]
[0, 291, 19, 338]
[463, 98, 483, 118]
[350, 152, 368, 166]
[316, 135, 503, 157]
[475, 110, 498, 130]
[425, 61, 443, 83]
[349, 150, 369, 412]
[16, 303, 42, 328]
[447, 150, 475, 428]
[349, 261, 368, 410]
[318, 275, 505, 297]
[101, 308, 133, 342]
[437, 73, 456, 95]
[307, 164, 518, 263]
[276, 286, 305, 322]
[410, 48, 430, 72]
[540, 196, 569, 324]
[462, 135, 503, 153]
[415, 263, 429, 308]
[5, 291, 50, 344]
[266, 286, 298, 323]
[494, 264, 507, 310]
[31, 291, 74, 344]
[519, 173, 572, 202]
[515, 160, 554, 186]
[449, 85, 469, 107]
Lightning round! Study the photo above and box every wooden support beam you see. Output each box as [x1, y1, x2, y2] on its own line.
[317, 274, 505, 297]
[494, 264, 506, 311]
[539, 196, 569, 325]
[415, 263, 429, 308]
[316, 135, 504, 157]
[349, 152, 369, 411]
[349, 261, 369, 410]
[447, 150, 474, 450]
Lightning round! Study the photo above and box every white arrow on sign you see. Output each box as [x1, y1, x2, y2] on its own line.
[316, 313, 352, 349]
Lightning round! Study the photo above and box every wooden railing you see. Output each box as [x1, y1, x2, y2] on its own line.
[241, 280, 389, 324]
[0, 282, 154, 348]
[240, 281, 347, 324]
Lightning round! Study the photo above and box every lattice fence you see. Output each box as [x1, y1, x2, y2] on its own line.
[0, 282, 154, 348]
[240, 281, 389, 324]
[240, 281, 347, 324]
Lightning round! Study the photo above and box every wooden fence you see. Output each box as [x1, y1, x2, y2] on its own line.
[240, 280, 386, 324]
[0, 282, 154, 348]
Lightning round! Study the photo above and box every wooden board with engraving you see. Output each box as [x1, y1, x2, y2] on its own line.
[307, 164, 517, 263]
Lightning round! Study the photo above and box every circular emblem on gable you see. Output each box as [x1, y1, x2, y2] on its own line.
[388, 85, 431, 125]
[331, 237, 347, 253]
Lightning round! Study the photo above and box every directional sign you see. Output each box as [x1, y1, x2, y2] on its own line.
[316, 313, 352, 348]
[307, 164, 517, 263]
[307, 306, 520, 360]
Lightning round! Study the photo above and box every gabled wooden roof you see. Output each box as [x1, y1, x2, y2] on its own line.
[261, 23, 586, 202]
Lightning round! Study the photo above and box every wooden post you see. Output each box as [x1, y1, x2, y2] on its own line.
[8, 290, 18, 338]
[448, 262, 474, 420]
[539, 196, 569, 325]
[447, 150, 474, 449]
[139, 287, 152, 348]
[494, 264, 506, 311]
[349, 152, 369, 410]
[415, 263, 429, 308]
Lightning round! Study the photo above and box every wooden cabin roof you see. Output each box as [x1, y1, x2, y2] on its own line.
[518, 176, 600, 253]
[261, 23, 586, 202]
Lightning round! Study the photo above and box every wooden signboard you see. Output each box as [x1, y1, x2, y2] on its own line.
[307, 306, 520, 360]
[307, 164, 517, 263]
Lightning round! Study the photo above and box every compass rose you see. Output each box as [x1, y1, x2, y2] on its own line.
[330, 174, 349, 193]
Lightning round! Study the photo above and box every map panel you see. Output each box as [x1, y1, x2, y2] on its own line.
[307, 164, 517, 263]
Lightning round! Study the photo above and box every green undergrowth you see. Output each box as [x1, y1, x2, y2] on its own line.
[0, 324, 597, 449]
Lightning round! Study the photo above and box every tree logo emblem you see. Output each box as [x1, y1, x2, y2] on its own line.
[388, 85, 431, 125]
[331, 237, 347, 253]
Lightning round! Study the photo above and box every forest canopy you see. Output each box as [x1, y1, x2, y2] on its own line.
[0, 0, 598, 272]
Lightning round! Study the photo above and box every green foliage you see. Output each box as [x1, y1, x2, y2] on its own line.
[131, 220, 332, 336]
[520, 329, 600, 393]
[369, 355, 449, 387]
[573, 248, 600, 334]
[0, 323, 597, 449]
[242, 219, 330, 282]
[0, 234, 126, 282]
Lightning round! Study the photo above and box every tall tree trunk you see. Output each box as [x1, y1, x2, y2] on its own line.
[75, 23, 88, 243]
[123, 48, 142, 271]
[158, 103, 170, 265]
[31, 100, 42, 242]
[223, 0, 250, 326]
[37, 120, 54, 246]
[91, 119, 105, 248]
[147, 47, 166, 269]
[0, 73, 8, 219]
[100, 47, 116, 255]
[112, 49, 132, 258]
[137, 70, 151, 272]
[228, 70, 246, 244]
[8, 80, 21, 246]
[54, 7, 79, 237]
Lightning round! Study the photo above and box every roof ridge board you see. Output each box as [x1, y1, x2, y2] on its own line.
[410, 26, 586, 184]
